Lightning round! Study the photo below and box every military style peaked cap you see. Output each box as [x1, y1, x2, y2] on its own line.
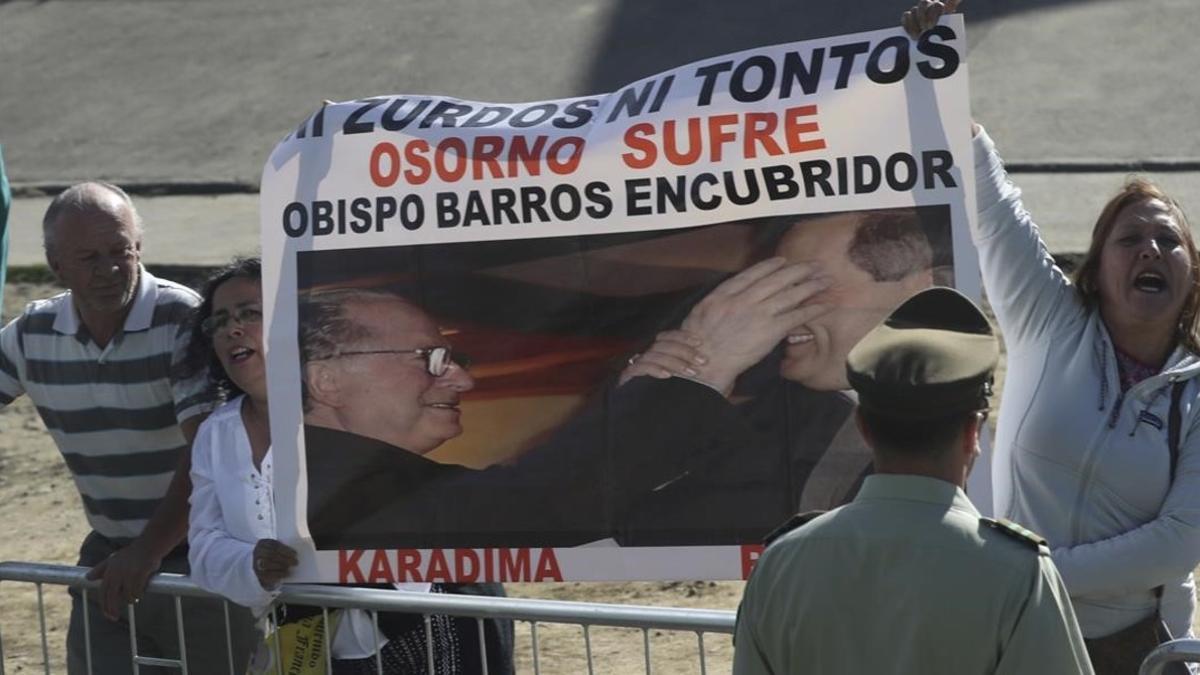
[846, 287, 998, 420]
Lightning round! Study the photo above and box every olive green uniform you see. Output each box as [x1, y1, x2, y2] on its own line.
[733, 474, 1094, 675]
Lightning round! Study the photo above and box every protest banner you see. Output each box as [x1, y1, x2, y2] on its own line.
[261, 17, 978, 582]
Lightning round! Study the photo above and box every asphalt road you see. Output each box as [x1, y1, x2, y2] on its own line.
[3, 0, 1197, 264]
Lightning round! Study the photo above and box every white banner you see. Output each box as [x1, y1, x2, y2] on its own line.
[261, 18, 977, 582]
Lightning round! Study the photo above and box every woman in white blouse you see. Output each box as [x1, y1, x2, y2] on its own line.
[182, 258, 505, 674]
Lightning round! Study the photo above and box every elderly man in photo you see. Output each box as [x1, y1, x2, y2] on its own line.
[613, 207, 949, 544]
[300, 288, 490, 550]
[301, 288, 613, 549]
[733, 287, 1093, 674]
[0, 183, 254, 673]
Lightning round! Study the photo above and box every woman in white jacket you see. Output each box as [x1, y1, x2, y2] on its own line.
[907, 0, 1200, 663]
[182, 258, 505, 674]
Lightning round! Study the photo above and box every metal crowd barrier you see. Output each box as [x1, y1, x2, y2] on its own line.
[0, 561, 736, 674]
[1140, 639, 1200, 675]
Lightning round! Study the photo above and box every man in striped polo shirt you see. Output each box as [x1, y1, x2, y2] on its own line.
[0, 182, 254, 673]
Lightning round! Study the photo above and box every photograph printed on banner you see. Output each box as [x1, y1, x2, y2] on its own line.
[293, 205, 954, 551]
[260, 18, 977, 580]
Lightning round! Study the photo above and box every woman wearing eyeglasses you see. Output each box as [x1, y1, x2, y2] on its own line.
[180, 258, 509, 674]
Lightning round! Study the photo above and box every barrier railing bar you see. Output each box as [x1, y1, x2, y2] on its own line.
[128, 601, 139, 674]
[583, 624, 594, 675]
[530, 620, 541, 675]
[0, 565, 213, 599]
[0, 608, 7, 675]
[35, 583, 48, 675]
[371, 609, 382, 675]
[1, 561, 737, 675]
[1140, 638, 1200, 675]
[424, 613, 434, 674]
[321, 606, 333, 674]
[137, 656, 183, 669]
[270, 605, 283, 675]
[285, 587, 736, 633]
[0, 563, 736, 634]
[476, 617, 489, 675]
[174, 595, 189, 674]
[642, 626, 651, 674]
[82, 587, 93, 675]
[222, 600, 234, 675]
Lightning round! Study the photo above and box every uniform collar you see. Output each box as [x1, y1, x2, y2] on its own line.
[854, 474, 978, 516]
[53, 265, 156, 336]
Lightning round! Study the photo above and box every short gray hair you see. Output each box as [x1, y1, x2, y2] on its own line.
[42, 182, 144, 255]
[298, 288, 384, 365]
[846, 208, 935, 283]
[297, 287, 414, 409]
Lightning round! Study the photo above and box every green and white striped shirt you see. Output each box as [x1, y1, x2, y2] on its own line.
[0, 268, 215, 542]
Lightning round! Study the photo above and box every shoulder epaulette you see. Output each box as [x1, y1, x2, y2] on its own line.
[763, 510, 827, 546]
[981, 517, 1047, 551]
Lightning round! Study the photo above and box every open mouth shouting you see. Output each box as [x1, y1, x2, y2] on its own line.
[1133, 270, 1168, 294]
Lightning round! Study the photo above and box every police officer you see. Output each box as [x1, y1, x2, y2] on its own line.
[732, 287, 1094, 675]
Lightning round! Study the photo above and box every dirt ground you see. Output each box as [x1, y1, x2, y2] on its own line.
[0, 281, 741, 674]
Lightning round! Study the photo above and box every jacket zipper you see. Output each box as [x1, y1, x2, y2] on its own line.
[1070, 336, 1123, 543]
[1069, 414, 1116, 543]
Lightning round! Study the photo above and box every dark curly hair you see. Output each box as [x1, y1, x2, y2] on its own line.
[179, 257, 262, 400]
